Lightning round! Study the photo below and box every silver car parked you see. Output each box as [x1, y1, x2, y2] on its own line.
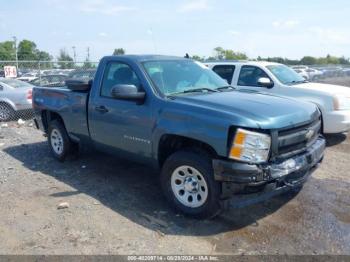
[0, 78, 33, 121]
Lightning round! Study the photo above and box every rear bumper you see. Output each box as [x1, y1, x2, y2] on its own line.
[213, 137, 325, 198]
[323, 110, 350, 133]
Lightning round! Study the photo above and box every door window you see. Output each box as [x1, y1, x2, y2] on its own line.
[101, 62, 141, 98]
[212, 65, 235, 84]
[238, 66, 270, 87]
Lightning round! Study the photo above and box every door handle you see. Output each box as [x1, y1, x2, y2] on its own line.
[95, 105, 109, 113]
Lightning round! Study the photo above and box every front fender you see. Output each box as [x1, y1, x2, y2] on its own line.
[152, 108, 229, 159]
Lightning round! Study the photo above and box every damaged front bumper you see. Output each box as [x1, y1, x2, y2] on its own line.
[213, 137, 325, 201]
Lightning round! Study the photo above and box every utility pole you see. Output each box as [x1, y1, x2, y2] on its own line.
[13, 36, 19, 70]
[72, 46, 77, 63]
[87, 47, 90, 61]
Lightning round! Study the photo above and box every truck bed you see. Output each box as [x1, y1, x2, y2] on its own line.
[33, 87, 90, 141]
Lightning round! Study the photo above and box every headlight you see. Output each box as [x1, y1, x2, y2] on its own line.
[333, 95, 350, 110]
[229, 128, 271, 163]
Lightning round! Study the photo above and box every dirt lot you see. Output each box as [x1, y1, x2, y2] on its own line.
[317, 76, 350, 87]
[0, 77, 349, 255]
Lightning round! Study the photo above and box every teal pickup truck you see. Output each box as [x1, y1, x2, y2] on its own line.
[33, 55, 325, 218]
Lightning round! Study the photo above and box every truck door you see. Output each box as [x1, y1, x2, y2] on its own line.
[89, 61, 153, 162]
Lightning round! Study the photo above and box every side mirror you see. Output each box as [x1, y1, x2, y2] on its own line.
[257, 77, 274, 88]
[111, 84, 145, 103]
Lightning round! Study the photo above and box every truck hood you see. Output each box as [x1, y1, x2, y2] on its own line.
[294, 82, 350, 97]
[173, 91, 319, 129]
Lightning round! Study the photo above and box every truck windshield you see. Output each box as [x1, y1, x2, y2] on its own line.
[143, 60, 228, 95]
[267, 65, 306, 85]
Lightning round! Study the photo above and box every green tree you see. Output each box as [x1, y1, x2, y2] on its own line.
[213, 47, 225, 59]
[325, 54, 340, 64]
[191, 55, 205, 61]
[339, 56, 349, 65]
[300, 56, 317, 65]
[213, 47, 247, 60]
[0, 41, 15, 60]
[18, 40, 38, 60]
[113, 48, 125, 55]
[285, 58, 300, 65]
[206, 56, 216, 61]
[57, 49, 74, 69]
[37, 51, 53, 69]
[83, 60, 93, 68]
[266, 57, 286, 64]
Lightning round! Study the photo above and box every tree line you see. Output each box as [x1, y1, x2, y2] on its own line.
[0, 39, 349, 68]
[191, 47, 350, 65]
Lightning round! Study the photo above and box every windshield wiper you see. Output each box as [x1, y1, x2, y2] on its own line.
[167, 87, 218, 97]
[288, 80, 308, 85]
[182, 88, 219, 93]
[216, 85, 235, 91]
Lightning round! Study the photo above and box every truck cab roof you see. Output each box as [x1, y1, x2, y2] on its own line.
[204, 60, 281, 67]
[103, 55, 187, 63]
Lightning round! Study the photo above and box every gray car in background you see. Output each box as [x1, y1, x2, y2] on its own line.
[0, 78, 34, 121]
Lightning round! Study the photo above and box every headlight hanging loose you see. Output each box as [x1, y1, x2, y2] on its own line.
[229, 128, 271, 163]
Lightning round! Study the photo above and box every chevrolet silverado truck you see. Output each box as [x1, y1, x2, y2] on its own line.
[206, 61, 350, 134]
[33, 55, 325, 218]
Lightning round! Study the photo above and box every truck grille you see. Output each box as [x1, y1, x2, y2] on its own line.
[274, 117, 322, 160]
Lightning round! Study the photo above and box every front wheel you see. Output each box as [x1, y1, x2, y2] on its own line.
[160, 150, 221, 218]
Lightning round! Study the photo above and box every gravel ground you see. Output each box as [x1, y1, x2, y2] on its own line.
[0, 77, 349, 255]
[0, 122, 349, 255]
[316, 76, 350, 87]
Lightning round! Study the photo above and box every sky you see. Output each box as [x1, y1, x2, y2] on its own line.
[0, 0, 349, 61]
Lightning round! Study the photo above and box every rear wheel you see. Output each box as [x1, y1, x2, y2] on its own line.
[0, 103, 14, 122]
[48, 120, 72, 162]
[160, 150, 221, 218]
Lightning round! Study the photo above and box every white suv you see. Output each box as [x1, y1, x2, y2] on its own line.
[205, 61, 350, 134]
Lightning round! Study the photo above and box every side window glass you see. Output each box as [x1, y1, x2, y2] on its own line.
[238, 66, 270, 87]
[212, 65, 235, 84]
[101, 62, 141, 98]
[50, 76, 60, 83]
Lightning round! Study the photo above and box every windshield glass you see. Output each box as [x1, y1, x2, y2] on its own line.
[267, 65, 306, 85]
[1, 78, 34, 88]
[143, 60, 228, 95]
[22, 73, 36, 77]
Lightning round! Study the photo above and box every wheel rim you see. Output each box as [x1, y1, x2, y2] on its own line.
[50, 128, 64, 155]
[0, 105, 10, 121]
[171, 165, 208, 208]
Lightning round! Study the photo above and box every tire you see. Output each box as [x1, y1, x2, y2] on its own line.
[160, 150, 221, 219]
[48, 120, 72, 162]
[0, 103, 14, 122]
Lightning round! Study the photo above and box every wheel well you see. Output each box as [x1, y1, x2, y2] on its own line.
[0, 101, 13, 110]
[315, 105, 325, 134]
[158, 134, 218, 167]
[41, 111, 65, 133]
